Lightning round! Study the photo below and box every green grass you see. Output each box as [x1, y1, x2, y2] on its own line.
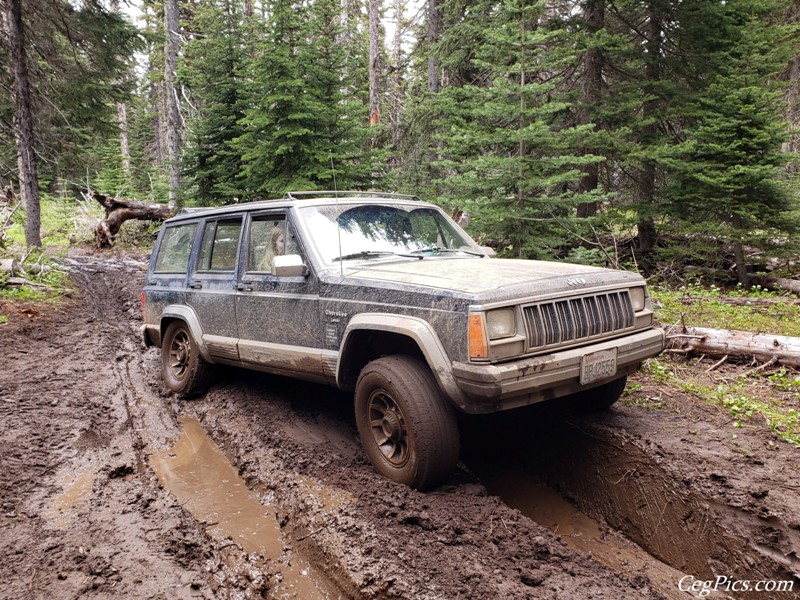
[4, 193, 103, 248]
[640, 357, 800, 447]
[652, 283, 800, 337]
[0, 253, 72, 320]
[636, 283, 800, 446]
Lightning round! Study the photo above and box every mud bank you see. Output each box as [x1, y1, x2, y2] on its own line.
[1, 247, 798, 599]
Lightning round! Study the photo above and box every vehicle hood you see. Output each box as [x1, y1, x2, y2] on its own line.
[340, 257, 641, 296]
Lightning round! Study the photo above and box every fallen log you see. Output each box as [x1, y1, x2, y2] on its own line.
[6, 276, 49, 288]
[752, 275, 800, 296]
[0, 258, 19, 275]
[665, 325, 800, 368]
[91, 191, 172, 248]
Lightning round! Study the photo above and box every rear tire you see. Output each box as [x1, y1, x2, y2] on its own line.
[569, 376, 627, 412]
[161, 321, 215, 398]
[355, 355, 460, 490]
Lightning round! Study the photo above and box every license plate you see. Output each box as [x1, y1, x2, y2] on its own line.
[580, 348, 618, 385]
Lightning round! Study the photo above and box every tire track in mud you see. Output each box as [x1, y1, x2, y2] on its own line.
[72, 255, 342, 598]
[10, 250, 796, 599]
[1, 254, 220, 598]
[461, 400, 800, 600]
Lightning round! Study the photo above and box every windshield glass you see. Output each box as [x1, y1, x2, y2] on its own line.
[298, 203, 482, 265]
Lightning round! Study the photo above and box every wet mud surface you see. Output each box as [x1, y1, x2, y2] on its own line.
[1, 247, 798, 598]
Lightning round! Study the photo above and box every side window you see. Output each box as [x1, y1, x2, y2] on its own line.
[197, 218, 242, 272]
[153, 223, 198, 273]
[248, 216, 286, 273]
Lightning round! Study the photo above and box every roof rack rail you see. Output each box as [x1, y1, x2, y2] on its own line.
[282, 190, 419, 201]
[177, 206, 215, 215]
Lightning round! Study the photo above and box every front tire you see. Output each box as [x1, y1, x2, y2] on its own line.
[355, 355, 460, 490]
[161, 321, 214, 398]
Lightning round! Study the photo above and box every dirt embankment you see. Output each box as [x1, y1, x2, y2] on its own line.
[1, 248, 798, 599]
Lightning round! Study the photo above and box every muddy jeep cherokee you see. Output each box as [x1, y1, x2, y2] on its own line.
[142, 192, 664, 489]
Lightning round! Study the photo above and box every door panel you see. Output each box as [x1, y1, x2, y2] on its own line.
[188, 217, 242, 362]
[236, 213, 323, 379]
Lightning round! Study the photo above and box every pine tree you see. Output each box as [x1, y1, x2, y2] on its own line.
[663, 2, 797, 285]
[0, 0, 142, 244]
[180, 0, 248, 206]
[234, 0, 373, 197]
[430, 0, 600, 258]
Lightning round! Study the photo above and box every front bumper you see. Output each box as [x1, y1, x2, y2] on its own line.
[450, 328, 665, 413]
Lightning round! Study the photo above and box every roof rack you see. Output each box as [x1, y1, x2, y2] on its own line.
[282, 190, 419, 201]
[177, 206, 216, 215]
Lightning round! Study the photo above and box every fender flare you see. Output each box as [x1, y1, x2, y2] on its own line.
[337, 313, 469, 408]
[160, 305, 212, 362]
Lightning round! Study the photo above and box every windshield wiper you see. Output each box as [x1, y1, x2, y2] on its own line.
[411, 247, 486, 257]
[333, 250, 423, 262]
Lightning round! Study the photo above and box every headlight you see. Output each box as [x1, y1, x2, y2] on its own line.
[486, 307, 516, 340]
[630, 287, 646, 312]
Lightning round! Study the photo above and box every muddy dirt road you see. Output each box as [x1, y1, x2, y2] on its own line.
[1, 250, 798, 599]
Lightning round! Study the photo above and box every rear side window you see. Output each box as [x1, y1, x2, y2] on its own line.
[197, 218, 242, 271]
[153, 223, 198, 273]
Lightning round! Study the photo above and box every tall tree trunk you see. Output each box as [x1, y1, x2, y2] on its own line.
[427, 0, 441, 93]
[783, 54, 799, 170]
[576, 0, 604, 218]
[164, 0, 182, 208]
[117, 101, 131, 176]
[731, 214, 751, 287]
[389, 0, 404, 152]
[3, 0, 41, 247]
[368, 0, 381, 126]
[111, 0, 131, 179]
[637, 2, 662, 253]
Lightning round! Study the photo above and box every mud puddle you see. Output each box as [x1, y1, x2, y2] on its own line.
[42, 471, 96, 529]
[478, 468, 694, 599]
[462, 405, 798, 600]
[150, 416, 337, 599]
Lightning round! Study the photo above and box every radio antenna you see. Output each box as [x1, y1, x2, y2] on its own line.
[330, 151, 344, 278]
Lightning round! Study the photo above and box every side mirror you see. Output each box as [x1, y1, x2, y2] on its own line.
[272, 254, 309, 277]
[481, 246, 497, 258]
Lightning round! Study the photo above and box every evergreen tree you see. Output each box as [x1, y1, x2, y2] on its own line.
[234, 0, 373, 197]
[663, 3, 797, 285]
[431, 0, 600, 258]
[180, 0, 248, 205]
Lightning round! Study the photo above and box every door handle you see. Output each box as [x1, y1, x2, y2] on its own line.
[189, 280, 203, 289]
[237, 283, 253, 292]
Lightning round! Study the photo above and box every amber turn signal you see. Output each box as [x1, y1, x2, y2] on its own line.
[468, 313, 488, 359]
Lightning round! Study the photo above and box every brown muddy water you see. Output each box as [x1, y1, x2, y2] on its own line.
[148, 403, 792, 600]
[461, 403, 798, 600]
[150, 416, 338, 599]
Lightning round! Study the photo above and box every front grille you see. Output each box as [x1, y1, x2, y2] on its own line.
[523, 291, 634, 349]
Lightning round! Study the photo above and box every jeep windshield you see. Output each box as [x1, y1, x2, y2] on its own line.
[298, 203, 485, 265]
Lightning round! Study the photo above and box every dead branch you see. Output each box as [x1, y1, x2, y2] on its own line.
[89, 190, 172, 248]
[741, 357, 779, 377]
[705, 355, 729, 372]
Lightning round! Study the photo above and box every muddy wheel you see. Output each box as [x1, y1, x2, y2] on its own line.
[161, 321, 214, 398]
[570, 376, 627, 412]
[355, 355, 460, 490]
